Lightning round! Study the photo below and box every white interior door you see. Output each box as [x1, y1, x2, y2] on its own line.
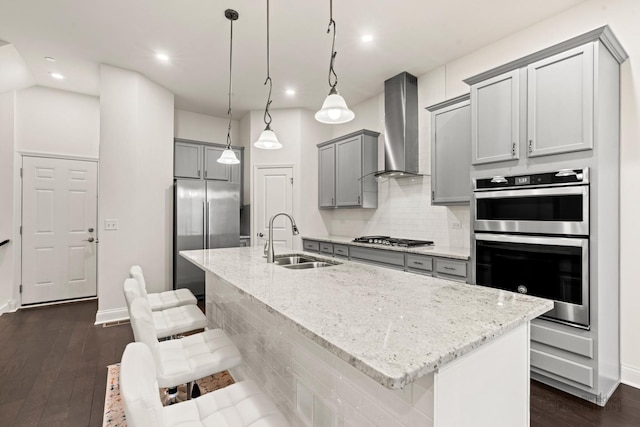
[21, 156, 98, 304]
[254, 166, 294, 250]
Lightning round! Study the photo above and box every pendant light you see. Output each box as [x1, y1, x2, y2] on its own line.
[254, 0, 282, 150]
[217, 9, 241, 165]
[315, 0, 355, 124]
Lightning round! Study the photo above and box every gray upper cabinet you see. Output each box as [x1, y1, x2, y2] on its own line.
[428, 94, 471, 205]
[317, 129, 379, 209]
[204, 146, 230, 181]
[527, 45, 594, 157]
[229, 149, 242, 185]
[470, 69, 520, 165]
[319, 144, 335, 208]
[175, 142, 202, 178]
[336, 136, 363, 207]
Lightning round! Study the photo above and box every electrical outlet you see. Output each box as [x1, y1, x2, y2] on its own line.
[105, 219, 118, 230]
[451, 221, 462, 230]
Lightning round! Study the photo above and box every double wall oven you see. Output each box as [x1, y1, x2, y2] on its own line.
[472, 168, 590, 328]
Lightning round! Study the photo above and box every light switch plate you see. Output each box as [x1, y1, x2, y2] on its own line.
[105, 219, 118, 230]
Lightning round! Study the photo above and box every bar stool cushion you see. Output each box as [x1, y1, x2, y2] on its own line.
[128, 296, 242, 388]
[121, 342, 289, 427]
[124, 278, 207, 339]
[130, 265, 198, 311]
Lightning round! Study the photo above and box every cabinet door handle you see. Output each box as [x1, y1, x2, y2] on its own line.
[331, 197, 334, 205]
[528, 140, 533, 153]
[444, 266, 455, 271]
[204, 170, 208, 178]
[358, 195, 361, 204]
[197, 170, 201, 177]
[414, 261, 424, 265]
[512, 142, 516, 157]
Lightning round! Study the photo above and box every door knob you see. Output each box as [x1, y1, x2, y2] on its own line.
[88, 227, 94, 232]
[258, 233, 264, 237]
[84, 237, 95, 242]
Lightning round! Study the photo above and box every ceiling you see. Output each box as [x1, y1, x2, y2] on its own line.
[0, 0, 586, 118]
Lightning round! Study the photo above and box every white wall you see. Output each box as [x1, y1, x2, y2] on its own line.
[15, 86, 99, 158]
[0, 43, 34, 94]
[0, 91, 16, 314]
[96, 65, 174, 324]
[174, 109, 239, 145]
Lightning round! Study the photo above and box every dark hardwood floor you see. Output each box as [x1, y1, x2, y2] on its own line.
[0, 300, 132, 427]
[0, 300, 639, 426]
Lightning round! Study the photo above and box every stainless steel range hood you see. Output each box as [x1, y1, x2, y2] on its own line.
[375, 72, 421, 178]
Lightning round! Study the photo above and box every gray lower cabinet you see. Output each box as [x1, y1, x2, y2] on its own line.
[349, 246, 405, 270]
[530, 319, 595, 390]
[317, 130, 379, 209]
[302, 239, 469, 282]
[427, 94, 471, 204]
[302, 239, 320, 253]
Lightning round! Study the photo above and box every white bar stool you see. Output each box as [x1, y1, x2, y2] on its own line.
[130, 265, 198, 311]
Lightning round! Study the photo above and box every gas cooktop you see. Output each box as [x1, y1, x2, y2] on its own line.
[352, 236, 434, 247]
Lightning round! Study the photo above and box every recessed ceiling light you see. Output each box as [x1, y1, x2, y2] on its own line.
[49, 72, 65, 80]
[361, 34, 374, 43]
[155, 53, 170, 62]
[285, 89, 296, 96]
[45, 56, 56, 62]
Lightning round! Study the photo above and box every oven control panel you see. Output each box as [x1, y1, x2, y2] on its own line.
[474, 168, 588, 190]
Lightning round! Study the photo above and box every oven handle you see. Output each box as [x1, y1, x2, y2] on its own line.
[474, 233, 588, 248]
[474, 185, 587, 200]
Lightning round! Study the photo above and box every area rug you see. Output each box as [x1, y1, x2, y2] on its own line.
[102, 363, 235, 427]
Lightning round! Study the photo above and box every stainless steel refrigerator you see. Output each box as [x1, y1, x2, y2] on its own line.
[174, 179, 240, 297]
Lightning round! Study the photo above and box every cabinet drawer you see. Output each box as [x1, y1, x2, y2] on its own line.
[531, 322, 593, 359]
[531, 348, 594, 388]
[350, 247, 405, 269]
[333, 244, 349, 258]
[303, 240, 320, 252]
[435, 259, 467, 278]
[406, 255, 433, 272]
[319, 242, 333, 254]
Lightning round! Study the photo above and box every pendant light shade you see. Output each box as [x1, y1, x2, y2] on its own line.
[315, 0, 354, 125]
[254, 0, 282, 150]
[315, 87, 355, 124]
[217, 9, 241, 165]
[218, 147, 240, 164]
[254, 125, 282, 150]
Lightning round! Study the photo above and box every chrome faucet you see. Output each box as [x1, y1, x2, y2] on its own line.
[265, 212, 299, 263]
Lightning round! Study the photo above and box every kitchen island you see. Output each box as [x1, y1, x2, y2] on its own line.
[182, 246, 552, 427]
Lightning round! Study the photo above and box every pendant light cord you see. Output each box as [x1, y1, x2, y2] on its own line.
[263, 0, 273, 128]
[326, 0, 338, 90]
[226, 13, 235, 149]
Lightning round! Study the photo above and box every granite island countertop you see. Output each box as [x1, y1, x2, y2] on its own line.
[302, 235, 471, 260]
[181, 246, 552, 389]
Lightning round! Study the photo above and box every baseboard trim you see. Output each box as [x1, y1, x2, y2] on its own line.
[621, 364, 640, 390]
[0, 300, 18, 316]
[95, 307, 129, 325]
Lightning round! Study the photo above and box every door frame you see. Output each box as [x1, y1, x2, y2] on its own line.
[18, 152, 99, 308]
[252, 164, 296, 249]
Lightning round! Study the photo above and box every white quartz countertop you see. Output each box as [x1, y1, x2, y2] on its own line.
[181, 246, 552, 389]
[302, 235, 471, 260]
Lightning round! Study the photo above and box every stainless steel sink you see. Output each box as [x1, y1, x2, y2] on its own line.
[273, 254, 340, 269]
[281, 261, 337, 270]
[274, 256, 316, 266]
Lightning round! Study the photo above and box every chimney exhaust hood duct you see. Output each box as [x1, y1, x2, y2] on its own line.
[375, 72, 421, 179]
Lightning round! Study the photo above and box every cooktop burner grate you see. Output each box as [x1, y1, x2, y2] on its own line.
[352, 236, 434, 247]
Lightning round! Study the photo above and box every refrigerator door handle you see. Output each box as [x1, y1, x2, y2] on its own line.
[207, 201, 212, 249]
[203, 201, 207, 249]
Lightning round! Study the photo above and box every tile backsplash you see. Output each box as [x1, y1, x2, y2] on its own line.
[326, 176, 471, 248]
